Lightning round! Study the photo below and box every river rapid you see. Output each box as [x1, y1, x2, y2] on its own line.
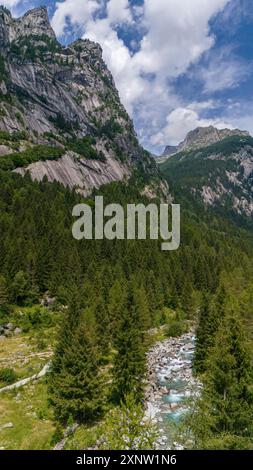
[145, 330, 202, 450]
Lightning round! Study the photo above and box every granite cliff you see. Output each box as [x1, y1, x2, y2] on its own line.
[0, 6, 156, 195]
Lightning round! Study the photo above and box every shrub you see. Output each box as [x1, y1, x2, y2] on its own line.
[67, 136, 106, 162]
[19, 306, 53, 332]
[166, 321, 186, 338]
[99, 118, 123, 140]
[0, 145, 64, 171]
[0, 368, 18, 385]
[0, 54, 7, 81]
[49, 113, 70, 132]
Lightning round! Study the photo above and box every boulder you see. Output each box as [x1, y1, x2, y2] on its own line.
[170, 403, 178, 411]
[41, 295, 56, 307]
[0, 422, 14, 430]
[14, 327, 22, 336]
[184, 343, 195, 351]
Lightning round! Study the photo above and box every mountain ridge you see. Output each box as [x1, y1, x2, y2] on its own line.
[160, 133, 253, 222]
[0, 6, 158, 196]
[162, 125, 250, 158]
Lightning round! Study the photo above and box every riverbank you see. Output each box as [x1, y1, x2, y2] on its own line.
[145, 329, 202, 449]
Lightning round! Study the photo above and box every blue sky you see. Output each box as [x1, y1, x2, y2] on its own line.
[3, 0, 253, 154]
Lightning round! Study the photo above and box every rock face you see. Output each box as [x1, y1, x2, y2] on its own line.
[15, 151, 131, 196]
[0, 6, 156, 195]
[0, 6, 56, 45]
[178, 126, 250, 152]
[162, 126, 250, 157]
[163, 145, 178, 157]
[160, 130, 253, 219]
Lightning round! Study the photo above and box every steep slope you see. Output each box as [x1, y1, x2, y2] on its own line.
[163, 145, 179, 157]
[0, 6, 156, 195]
[160, 132, 253, 225]
[178, 126, 249, 152]
[161, 126, 249, 158]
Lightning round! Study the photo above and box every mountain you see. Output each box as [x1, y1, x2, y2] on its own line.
[0, 6, 156, 195]
[163, 145, 179, 157]
[178, 126, 250, 152]
[160, 129, 253, 224]
[161, 126, 250, 158]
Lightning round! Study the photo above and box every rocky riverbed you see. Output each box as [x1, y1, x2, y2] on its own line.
[145, 330, 202, 450]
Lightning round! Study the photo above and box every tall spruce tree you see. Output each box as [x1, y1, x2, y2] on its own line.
[0, 274, 8, 307]
[194, 292, 222, 374]
[49, 290, 104, 423]
[112, 285, 146, 403]
[192, 311, 253, 448]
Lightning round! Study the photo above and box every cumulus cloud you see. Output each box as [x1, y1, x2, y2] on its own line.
[151, 106, 233, 146]
[51, 0, 233, 150]
[200, 48, 252, 93]
[1, 0, 22, 8]
[52, 0, 101, 36]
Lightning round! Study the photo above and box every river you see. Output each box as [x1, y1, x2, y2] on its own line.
[145, 329, 202, 450]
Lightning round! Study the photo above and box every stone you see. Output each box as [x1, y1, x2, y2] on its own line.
[170, 403, 178, 411]
[14, 327, 22, 336]
[145, 329, 202, 449]
[0, 422, 14, 430]
[184, 343, 195, 351]
[0, 144, 12, 156]
[40, 295, 56, 307]
[6, 322, 14, 330]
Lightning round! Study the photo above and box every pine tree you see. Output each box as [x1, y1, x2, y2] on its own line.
[0, 275, 8, 306]
[108, 278, 127, 347]
[192, 311, 253, 448]
[12, 270, 30, 305]
[132, 284, 152, 347]
[112, 287, 146, 403]
[94, 294, 110, 356]
[101, 394, 157, 450]
[49, 290, 104, 423]
[194, 292, 221, 374]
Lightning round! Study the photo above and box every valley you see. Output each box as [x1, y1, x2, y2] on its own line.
[0, 5, 253, 453]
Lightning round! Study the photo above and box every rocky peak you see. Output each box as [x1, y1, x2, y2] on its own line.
[0, 6, 56, 46]
[178, 126, 250, 152]
[0, 7, 158, 196]
[161, 126, 250, 157]
[71, 39, 103, 58]
[163, 145, 178, 157]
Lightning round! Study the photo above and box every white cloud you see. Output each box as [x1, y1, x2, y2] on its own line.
[106, 0, 132, 25]
[200, 48, 251, 93]
[132, 0, 228, 79]
[151, 106, 233, 146]
[51, 0, 101, 36]
[188, 100, 220, 111]
[51, 0, 232, 150]
[229, 114, 253, 136]
[1, 0, 22, 8]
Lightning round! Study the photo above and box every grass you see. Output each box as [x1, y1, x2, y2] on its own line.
[0, 381, 55, 450]
[0, 304, 192, 450]
[64, 422, 103, 450]
[0, 329, 54, 387]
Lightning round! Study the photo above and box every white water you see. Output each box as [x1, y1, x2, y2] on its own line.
[146, 331, 202, 449]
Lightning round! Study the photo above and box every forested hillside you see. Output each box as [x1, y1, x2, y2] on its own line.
[159, 132, 253, 449]
[0, 165, 253, 448]
[0, 6, 252, 452]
